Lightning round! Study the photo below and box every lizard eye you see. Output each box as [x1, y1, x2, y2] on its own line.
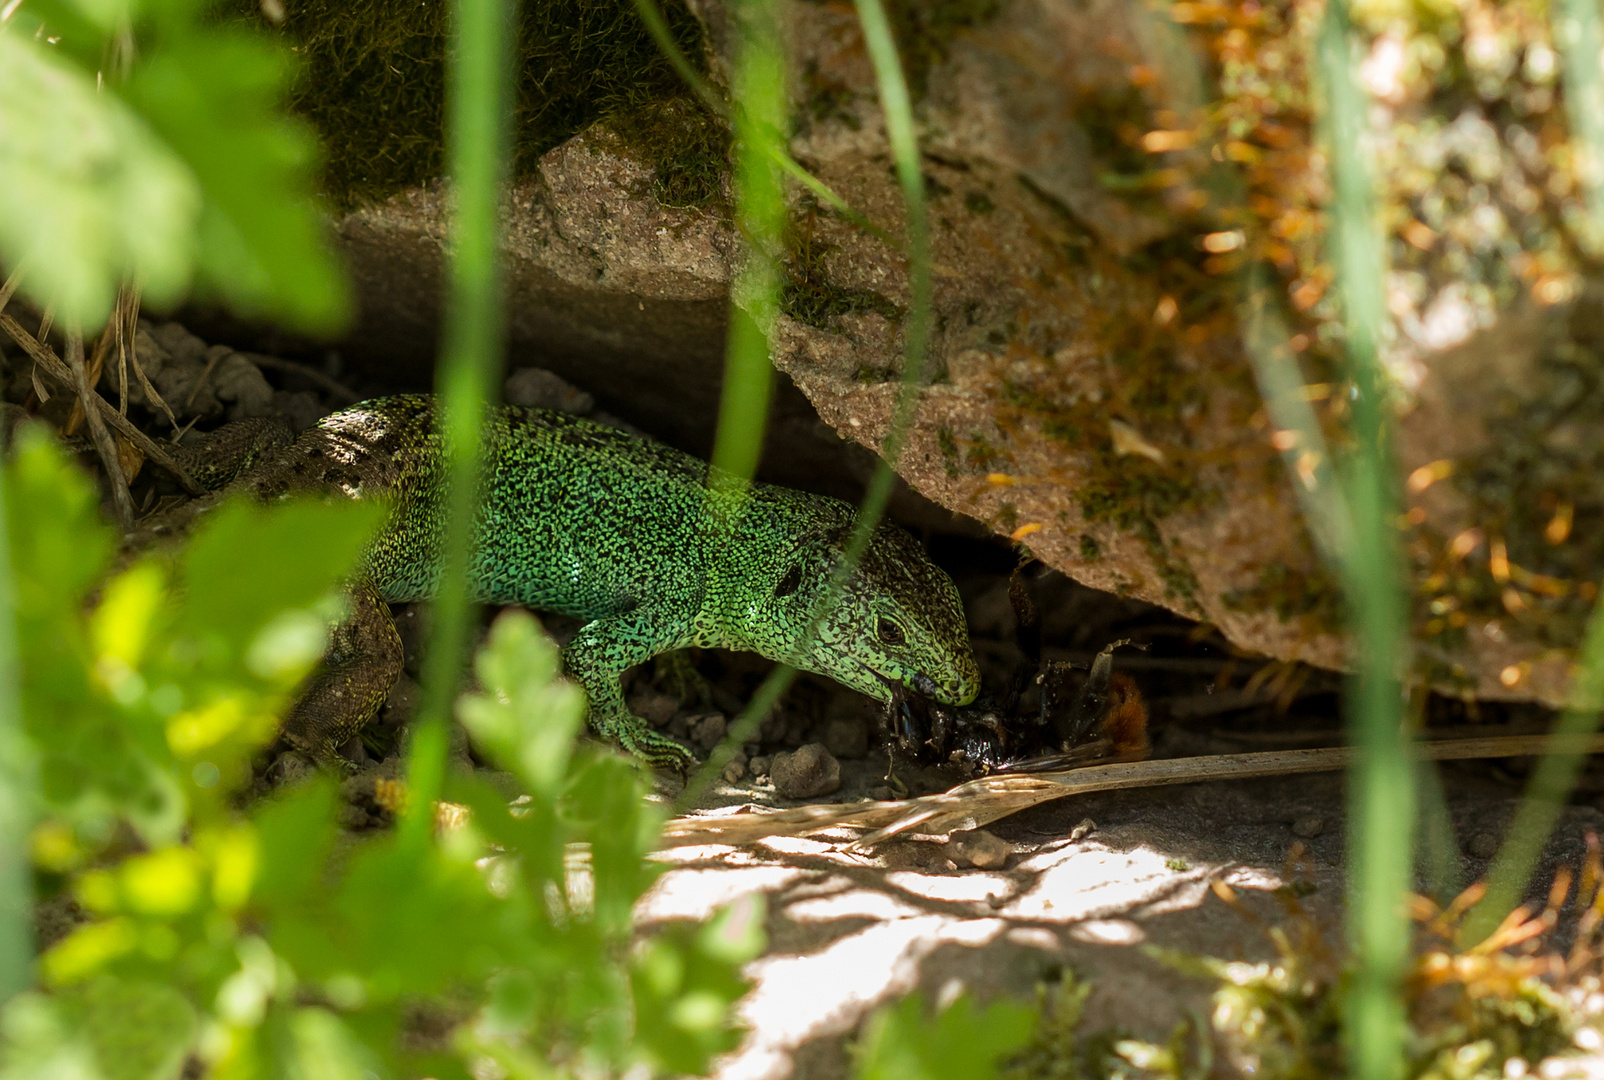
[876, 617, 906, 647]
[775, 565, 803, 598]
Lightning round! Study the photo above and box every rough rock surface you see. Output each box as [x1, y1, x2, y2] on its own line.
[300, 0, 1595, 705]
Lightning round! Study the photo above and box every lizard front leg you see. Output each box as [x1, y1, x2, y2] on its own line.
[282, 580, 404, 768]
[563, 611, 698, 771]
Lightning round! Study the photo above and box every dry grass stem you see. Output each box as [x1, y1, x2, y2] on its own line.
[65, 331, 135, 528]
[245, 353, 359, 403]
[0, 312, 204, 495]
[65, 325, 115, 436]
[659, 733, 1604, 849]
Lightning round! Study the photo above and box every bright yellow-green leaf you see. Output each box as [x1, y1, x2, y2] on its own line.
[118, 846, 203, 916]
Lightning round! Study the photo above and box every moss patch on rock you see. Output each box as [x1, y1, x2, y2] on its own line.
[240, 0, 725, 209]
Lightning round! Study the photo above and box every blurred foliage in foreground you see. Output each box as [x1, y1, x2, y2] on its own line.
[0, 427, 757, 1079]
[0, 0, 347, 333]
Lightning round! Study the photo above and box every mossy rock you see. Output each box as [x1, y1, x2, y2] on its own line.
[238, 0, 727, 210]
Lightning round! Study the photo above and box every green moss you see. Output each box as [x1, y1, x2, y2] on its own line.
[237, 0, 725, 210]
[780, 214, 902, 330]
[965, 434, 1003, 472]
[800, 63, 861, 133]
[1225, 562, 1343, 630]
[852, 364, 895, 384]
[1001, 974, 1133, 1080]
[937, 428, 960, 477]
[797, 0, 999, 101]
[1079, 533, 1101, 561]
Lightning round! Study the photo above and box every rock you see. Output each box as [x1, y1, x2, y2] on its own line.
[1469, 832, 1501, 859]
[380, 673, 420, 728]
[273, 389, 326, 432]
[630, 691, 680, 729]
[823, 716, 869, 760]
[1291, 816, 1325, 839]
[390, 604, 430, 678]
[1068, 818, 1097, 843]
[948, 828, 1011, 869]
[690, 713, 728, 752]
[265, 750, 316, 789]
[296, 0, 1602, 705]
[213, 352, 276, 420]
[770, 744, 840, 798]
[747, 755, 771, 779]
[722, 751, 747, 784]
[132, 323, 220, 421]
[505, 367, 595, 414]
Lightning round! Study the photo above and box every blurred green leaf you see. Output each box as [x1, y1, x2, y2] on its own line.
[0, 33, 199, 332]
[854, 991, 1036, 1080]
[0, 993, 101, 1080]
[65, 976, 196, 1080]
[285, 1007, 382, 1080]
[179, 497, 381, 656]
[125, 28, 350, 332]
[0, 976, 193, 1080]
[631, 898, 764, 1076]
[457, 611, 585, 797]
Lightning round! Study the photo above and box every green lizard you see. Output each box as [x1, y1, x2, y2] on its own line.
[147, 394, 981, 769]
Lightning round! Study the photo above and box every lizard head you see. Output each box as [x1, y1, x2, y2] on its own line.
[754, 517, 981, 708]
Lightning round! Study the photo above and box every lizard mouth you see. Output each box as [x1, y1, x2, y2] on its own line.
[859, 662, 939, 701]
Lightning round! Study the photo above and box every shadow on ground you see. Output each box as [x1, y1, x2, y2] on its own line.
[641, 763, 1604, 1080]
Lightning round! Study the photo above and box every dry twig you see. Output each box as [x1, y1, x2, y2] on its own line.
[0, 312, 203, 495]
[65, 331, 135, 528]
[658, 733, 1604, 850]
[244, 353, 360, 403]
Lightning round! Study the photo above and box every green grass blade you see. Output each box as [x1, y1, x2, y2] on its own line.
[631, 0, 898, 247]
[0, 468, 29, 998]
[405, 0, 513, 843]
[1559, 0, 1604, 251]
[708, 0, 785, 490]
[1318, 4, 1413, 1078]
[676, 0, 933, 808]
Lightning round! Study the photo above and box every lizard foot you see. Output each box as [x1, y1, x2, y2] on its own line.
[614, 724, 699, 774]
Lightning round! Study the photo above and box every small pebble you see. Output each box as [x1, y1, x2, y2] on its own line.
[771, 744, 841, 799]
[266, 751, 316, 789]
[632, 692, 679, 728]
[748, 756, 771, 779]
[949, 828, 1011, 870]
[1291, 816, 1325, 839]
[1068, 818, 1097, 843]
[504, 367, 595, 414]
[380, 673, 420, 727]
[1469, 832, 1501, 859]
[722, 751, 748, 784]
[692, 713, 728, 752]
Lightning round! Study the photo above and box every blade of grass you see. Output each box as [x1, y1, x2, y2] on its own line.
[707, 0, 785, 492]
[1558, 0, 1604, 253]
[0, 460, 29, 999]
[1318, 4, 1413, 1078]
[676, 0, 933, 808]
[630, 0, 898, 248]
[1457, 0, 1604, 947]
[404, 0, 512, 845]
